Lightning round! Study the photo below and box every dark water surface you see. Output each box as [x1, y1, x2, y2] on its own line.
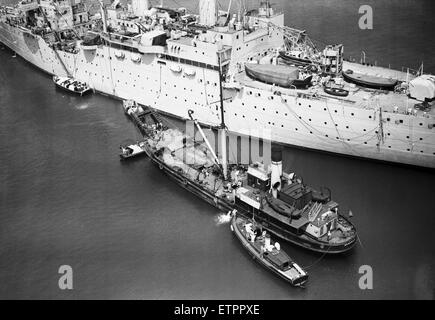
[0, 0, 434, 299]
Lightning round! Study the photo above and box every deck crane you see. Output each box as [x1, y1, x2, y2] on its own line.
[261, 19, 344, 75]
[266, 21, 323, 66]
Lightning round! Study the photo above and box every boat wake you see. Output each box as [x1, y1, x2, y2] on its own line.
[75, 103, 89, 110]
[215, 211, 233, 225]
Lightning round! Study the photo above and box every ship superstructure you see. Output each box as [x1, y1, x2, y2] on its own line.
[1, 0, 434, 168]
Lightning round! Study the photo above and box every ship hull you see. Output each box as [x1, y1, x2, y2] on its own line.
[1, 22, 434, 169]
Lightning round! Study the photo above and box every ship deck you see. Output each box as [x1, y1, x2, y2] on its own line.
[234, 71, 435, 117]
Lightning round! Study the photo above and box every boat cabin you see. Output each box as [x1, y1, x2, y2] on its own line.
[305, 208, 338, 238]
[246, 164, 270, 192]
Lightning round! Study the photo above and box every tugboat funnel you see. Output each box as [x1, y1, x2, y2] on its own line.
[271, 146, 283, 198]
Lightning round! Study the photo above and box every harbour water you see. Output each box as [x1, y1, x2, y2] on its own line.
[1, 0, 435, 299]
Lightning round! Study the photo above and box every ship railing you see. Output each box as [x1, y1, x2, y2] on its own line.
[100, 32, 139, 49]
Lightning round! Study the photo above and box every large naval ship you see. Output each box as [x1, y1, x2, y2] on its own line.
[1, 0, 434, 168]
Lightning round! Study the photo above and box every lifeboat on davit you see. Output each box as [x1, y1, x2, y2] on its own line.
[80, 33, 101, 51]
[342, 69, 397, 90]
[245, 63, 312, 89]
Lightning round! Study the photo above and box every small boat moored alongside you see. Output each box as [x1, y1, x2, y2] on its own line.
[53, 76, 92, 96]
[119, 139, 147, 160]
[231, 213, 308, 287]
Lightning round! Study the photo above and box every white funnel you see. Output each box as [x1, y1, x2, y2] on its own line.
[270, 147, 282, 198]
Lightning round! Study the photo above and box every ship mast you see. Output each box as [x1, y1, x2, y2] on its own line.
[97, 0, 107, 33]
[186, 52, 228, 180]
[218, 52, 228, 180]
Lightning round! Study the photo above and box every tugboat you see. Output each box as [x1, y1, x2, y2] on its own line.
[53, 76, 92, 96]
[124, 58, 357, 254]
[231, 213, 308, 286]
